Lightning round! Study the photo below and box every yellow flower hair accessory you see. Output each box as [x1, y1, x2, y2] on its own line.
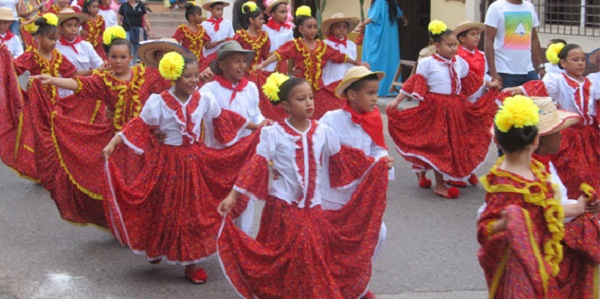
[186, 0, 197, 6]
[159, 52, 186, 81]
[103, 26, 127, 46]
[42, 13, 59, 27]
[428, 19, 447, 35]
[295, 5, 311, 17]
[495, 95, 540, 133]
[263, 72, 289, 102]
[545, 42, 565, 65]
[242, 1, 258, 13]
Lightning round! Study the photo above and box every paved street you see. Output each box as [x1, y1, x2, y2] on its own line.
[0, 99, 497, 298]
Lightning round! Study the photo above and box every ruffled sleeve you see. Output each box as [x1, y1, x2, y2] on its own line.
[274, 40, 296, 62]
[521, 79, 550, 97]
[400, 74, 428, 100]
[324, 44, 347, 64]
[328, 145, 376, 188]
[232, 127, 274, 201]
[58, 56, 77, 78]
[117, 94, 161, 154]
[74, 72, 106, 98]
[172, 26, 184, 43]
[12, 51, 36, 76]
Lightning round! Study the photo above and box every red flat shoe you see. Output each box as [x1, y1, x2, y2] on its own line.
[446, 180, 468, 188]
[416, 173, 432, 189]
[434, 187, 460, 199]
[361, 290, 376, 299]
[468, 173, 479, 186]
[185, 268, 208, 285]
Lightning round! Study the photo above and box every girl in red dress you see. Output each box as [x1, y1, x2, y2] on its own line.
[102, 51, 259, 285]
[216, 72, 389, 298]
[477, 96, 599, 299]
[172, 2, 213, 76]
[234, 2, 287, 122]
[30, 26, 172, 229]
[386, 20, 498, 199]
[81, 0, 107, 60]
[505, 44, 600, 199]
[0, 14, 77, 181]
[256, 6, 367, 120]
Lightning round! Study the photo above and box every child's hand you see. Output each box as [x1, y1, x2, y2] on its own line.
[218, 195, 237, 216]
[80, 29, 88, 37]
[253, 64, 263, 71]
[486, 79, 501, 90]
[102, 143, 115, 158]
[387, 94, 403, 110]
[154, 129, 166, 144]
[586, 200, 600, 214]
[503, 86, 523, 96]
[385, 156, 394, 169]
[361, 62, 370, 69]
[98, 61, 110, 71]
[199, 67, 214, 82]
[33, 74, 52, 85]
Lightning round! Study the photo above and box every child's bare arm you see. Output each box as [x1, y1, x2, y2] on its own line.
[33, 74, 79, 90]
[218, 189, 241, 215]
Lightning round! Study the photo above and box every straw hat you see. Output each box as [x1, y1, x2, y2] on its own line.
[453, 20, 485, 37]
[587, 48, 600, 65]
[532, 97, 580, 136]
[202, 0, 230, 11]
[264, 0, 287, 15]
[0, 7, 18, 21]
[57, 8, 88, 24]
[335, 66, 384, 98]
[209, 40, 255, 75]
[321, 13, 360, 38]
[138, 38, 194, 68]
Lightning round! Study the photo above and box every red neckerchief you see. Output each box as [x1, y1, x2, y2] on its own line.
[160, 90, 201, 143]
[207, 17, 223, 31]
[213, 75, 249, 104]
[326, 35, 347, 48]
[342, 102, 387, 149]
[562, 73, 593, 125]
[457, 46, 485, 79]
[532, 154, 551, 172]
[0, 31, 15, 43]
[99, 5, 111, 10]
[58, 36, 83, 54]
[265, 19, 291, 32]
[432, 54, 459, 95]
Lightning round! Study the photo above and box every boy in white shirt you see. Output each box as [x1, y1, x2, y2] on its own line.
[56, 8, 104, 97]
[0, 7, 23, 58]
[201, 0, 234, 57]
[321, 13, 359, 86]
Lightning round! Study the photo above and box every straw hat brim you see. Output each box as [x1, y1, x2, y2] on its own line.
[335, 70, 384, 98]
[0, 11, 18, 21]
[321, 16, 360, 38]
[453, 21, 485, 37]
[587, 48, 600, 65]
[209, 49, 255, 75]
[264, 0, 288, 15]
[538, 110, 580, 136]
[201, 1, 230, 11]
[57, 13, 88, 24]
[138, 40, 194, 68]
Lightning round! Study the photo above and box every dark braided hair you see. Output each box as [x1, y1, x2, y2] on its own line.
[557, 43, 582, 70]
[494, 125, 539, 153]
[184, 2, 202, 21]
[103, 38, 132, 56]
[34, 17, 58, 37]
[271, 78, 308, 106]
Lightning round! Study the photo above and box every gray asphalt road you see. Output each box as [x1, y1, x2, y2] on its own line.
[0, 99, 494, 298]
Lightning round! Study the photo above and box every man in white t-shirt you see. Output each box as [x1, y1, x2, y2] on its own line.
[484, 0, 545, 88]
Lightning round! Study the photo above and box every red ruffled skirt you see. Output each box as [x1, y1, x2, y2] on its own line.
[387, 90, 498, 180]
[217, 159, 388, 299]
[312, 81, 344, 120]
[105, 138, 258, 264]
[550, 124, 600, 199]
[0, 46, 39, 181]
[28, 79, 140, 229]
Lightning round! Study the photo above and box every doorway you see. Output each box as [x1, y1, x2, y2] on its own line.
[399, 0, 431, 80]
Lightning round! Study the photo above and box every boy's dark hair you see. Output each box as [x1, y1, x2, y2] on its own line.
[184, 2, 202, 21]
[271, 78, 308, 106]
[430, 29, 454, 44]
[82, 0, 100, 14]
[103, 38, 132, 55]
[344, 74, 380, 96]
[34, 17, 58, 37]
[494, 125, 538, 153]
[557, 43, 582, 70]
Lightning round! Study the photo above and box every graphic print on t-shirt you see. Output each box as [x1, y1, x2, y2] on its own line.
[503, 11, 532, 50]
